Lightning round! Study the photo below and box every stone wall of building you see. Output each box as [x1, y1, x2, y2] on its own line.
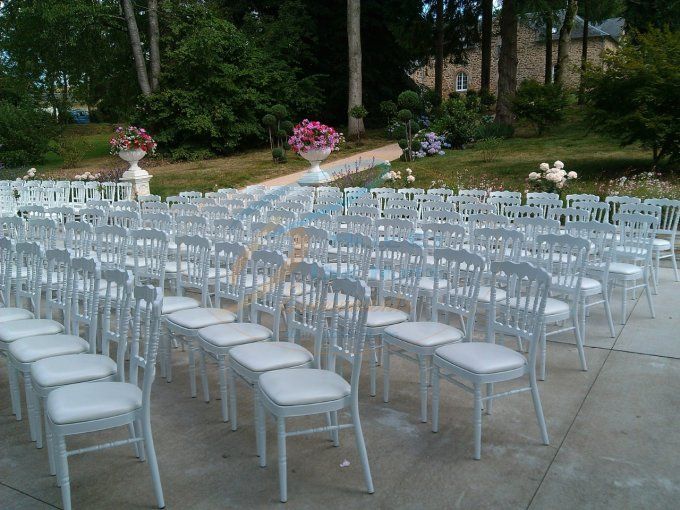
[413, 21, 617, 97]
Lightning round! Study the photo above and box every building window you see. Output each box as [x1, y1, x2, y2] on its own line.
[456, 72, 468, 92]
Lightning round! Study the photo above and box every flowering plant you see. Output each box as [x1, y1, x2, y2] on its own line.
[20, 167, 38, 181]
[287, 119, 344, 154]
[527, 160, 577, 193]
[413, 131, 449, 159]
[597, 172, 680, 200]
[109, 126, 157, 155]
[382, 167, 416, 187]
[74, 171, 101, 181]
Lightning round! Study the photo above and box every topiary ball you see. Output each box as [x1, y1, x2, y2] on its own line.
[398, 90, 421, 111]
[262, 114, 276, 127]
[397, 109, 413, 122]
[270, 104, 288, 120]
[398, 138, 408, 149]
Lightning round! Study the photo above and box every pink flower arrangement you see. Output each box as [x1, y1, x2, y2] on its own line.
[109, 126, 157, 155]
[288, 119, 344, 154]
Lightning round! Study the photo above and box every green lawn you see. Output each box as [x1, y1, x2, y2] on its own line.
[387, 118, 676, 197]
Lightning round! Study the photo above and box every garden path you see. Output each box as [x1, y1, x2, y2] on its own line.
[257, 142, 401, 187]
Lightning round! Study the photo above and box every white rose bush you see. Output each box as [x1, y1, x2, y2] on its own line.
[527, 160, 577, 194]
[382, 167, 417, 187]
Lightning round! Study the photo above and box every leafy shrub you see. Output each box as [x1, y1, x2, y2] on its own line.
[512, 80, 568, 135]
[137, 7, 321, 160]
[585, 28, 680, 164]
[480, 89, 496, 109]
[475, 120, 514, 140]
[380, 100, 398, 123]
[397, 90, 421, 112]
[0, 100, 59, 167]
[432, 97, 478, 148]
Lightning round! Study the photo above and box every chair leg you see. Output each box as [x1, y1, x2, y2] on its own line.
[44, 406, 56, 476]
[255, 390, 267, 467]
[188, 341, 197, 398]
[418, 355, 428, 423]
[431, 365, 440, 433]
[127, 422, 141, 458]
[620, 280, 627, 324]
[142, 415, 166, 509]
[9, 365, 21, 420]
[530, 373, 550, 445]
[382, 342, 390, 403]
[218, 357, 231, 425]
[653, 251, 660, 293]
[602, 283, 616, 338]
[671, 248, 679, 281]
[485, 383, 493, 414]
[330, 411, 340, 446]
[165, 331, 173, 383]
[55, 434, 72, 510]
[24, 375, 37, 442]
[572, 308, 588, 371]
[644, 268, 656, 318]
[539, 324, 547, 381]
[277, 417, 288, 503]
[351, 400, 375, 494]
[473, 384, 483, 460]
[199, 348, 210, 403]
[369, 336, 377, 397]
[135, 419, 146, 461]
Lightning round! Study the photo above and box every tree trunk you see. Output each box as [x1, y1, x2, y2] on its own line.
[554, 0, 578, 87]
[481, 0, 493, 93]
[120, 0, 151, 96]
[347, 0, 364, 138]
[434, 0, 445, 99]
[544, 13, 553, 84]
[148, 0, 161, 92]
[496, 0, 517, 125]
[578, 0, 589, 103]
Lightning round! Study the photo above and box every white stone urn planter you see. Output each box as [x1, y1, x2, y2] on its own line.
[119, 149, 152, 198]
[298, 148, 332, 186]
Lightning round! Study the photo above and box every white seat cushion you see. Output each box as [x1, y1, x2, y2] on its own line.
[418, 277, 448, 292]
[9, 334, 88, 363]
[384, 321, 463, 347]
[366, 306, 409, 328]
[259, 368, 350, 406]
[609, 262, 643, 276]
[508, 296, 570, 317]
[161, 296, 200, 315]
[435, 342, 527, 374]
[0, 319, 64, 343]
[166, 307, 236, 329]
[580, 277, 602, 292]
[0, 307, 34, 324]
[653, 238, 671, 250]
[31, 353, 116, 388]
[472, 286, 506, 304]
[367, 268, 397, 282]
[231, 342, 312, 373]
[47, 381, 142, 425]
[198, 322, 272, 348]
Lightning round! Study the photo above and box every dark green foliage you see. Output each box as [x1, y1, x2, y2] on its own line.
[398, 109, 413, 122]
[432, 97, 479, 148]
[584, 28, 680, 164]
[380, 101, 398, 123]
[512, 80, 569, 135]
[272, 147, 286, 162]
[0, 77, 59, 166]
[349, 105, 368, 120]
[137, 5, 320, 160]
[398, 90, 421, 112]
[475, 120, 515, 141]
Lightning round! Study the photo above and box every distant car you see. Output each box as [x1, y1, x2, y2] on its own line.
[70, 110, 90, 124]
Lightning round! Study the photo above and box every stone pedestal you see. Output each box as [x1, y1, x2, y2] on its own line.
[298, 148, 333, 186]
[120, 170, 152, 199]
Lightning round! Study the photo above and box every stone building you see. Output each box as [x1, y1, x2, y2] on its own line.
[413, 15, 624, 96]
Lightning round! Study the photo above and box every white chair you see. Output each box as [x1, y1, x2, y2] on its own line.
[431, 260, 551, 459]
[382, 248, 484, 422]
[609, 212, 657, 323]
[30, 269, 133, 456]
[257, 277, 374, 502]
[527, 191, 559, 201]
[229, 261, 326, 442]
[64, 221, 94, 257]
[365, 240, 424, 397]
[116, 181, 133, 202]
[0, 238, 35, 323]
[79, 207, 108, 228]
[605, 195, 640, 221]
[531, 234, 590, 379]
[1, 215, 26, 241]
[644, 198, 680, 283]
[95, 225, 129, 270]
[164, 235, 233, 397]
[459, 188, 487, 202]
[197, 248, 282, 421]
[566, 193, 599, 207]
[46, 284, 165, 510]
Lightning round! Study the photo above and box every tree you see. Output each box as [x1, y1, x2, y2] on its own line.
[347, 0, 364, 139]
[496, 0, 518, 125]
[120, 0, 161, 95]
[584, 28, 680, 165]
[623, 0, 680, 34]
[554, 0, 578, 87]
[434, 0, 445, 99]
[480, 0, 493, 93]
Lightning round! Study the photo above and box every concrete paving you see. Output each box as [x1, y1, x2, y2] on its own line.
[1, 268, 679, 509]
